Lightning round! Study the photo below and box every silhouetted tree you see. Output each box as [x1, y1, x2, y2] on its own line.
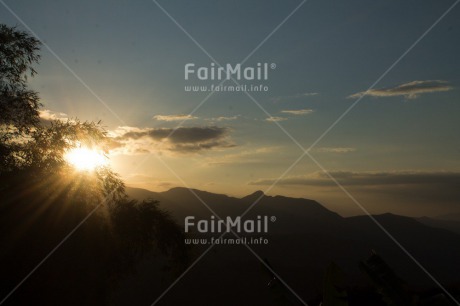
[0, 24, 189, 305]
[0, 24, 41, 173]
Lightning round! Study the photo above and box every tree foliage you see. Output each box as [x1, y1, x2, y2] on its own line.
[0, 24, 41, 135]
[0, 24, 190, 305]
[0, 24, 40, 90]
[0, 24, 118, 195]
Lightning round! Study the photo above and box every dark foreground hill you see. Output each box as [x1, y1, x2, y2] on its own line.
[120, 187, 460, 305]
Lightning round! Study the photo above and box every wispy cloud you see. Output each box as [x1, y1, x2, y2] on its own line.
[348, 80, 453, 100]
[109, 126, 235, 154]
[249, 171, 460, 187]
[264, 109, 314, 122]
[153, 114, 198, 121]
[249, 171, 460, 214]
[265, 116, 287, 122]
[281, 109, 314, 115]
[207, 115, 240, 122]
[315, 147, 356, 153]
[300, 92, 318, 97]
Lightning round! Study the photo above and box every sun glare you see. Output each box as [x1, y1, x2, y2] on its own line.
[65, 147, 108, 171]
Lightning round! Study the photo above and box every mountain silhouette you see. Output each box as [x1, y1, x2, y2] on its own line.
[417, 216, 460, 235]
[121, 187, 460, 305]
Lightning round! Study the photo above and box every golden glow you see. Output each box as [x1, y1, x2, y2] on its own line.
[65, 147, 107, 171]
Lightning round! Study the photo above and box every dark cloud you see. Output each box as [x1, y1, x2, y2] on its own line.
[111, 126, 235, 154]
[250, 171, 460, 215]
[249, 171, 460, 217]
[348, 80, 453, 99]
[153, 127, 228, 144]
[249, 171, 460, 187]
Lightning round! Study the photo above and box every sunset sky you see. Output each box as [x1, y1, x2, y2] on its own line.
[2, 0, 460, 216]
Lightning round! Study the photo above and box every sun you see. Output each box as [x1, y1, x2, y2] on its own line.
[65, 147, 108, 171]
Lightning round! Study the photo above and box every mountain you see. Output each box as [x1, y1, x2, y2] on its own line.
[436, 212, 460, 221]
[417, 216, 460, 235]
[127, 186, 342, 226]
[121, 187, 460, 305]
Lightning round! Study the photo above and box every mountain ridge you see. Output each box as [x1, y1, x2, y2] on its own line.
[121, 186, 460, 304]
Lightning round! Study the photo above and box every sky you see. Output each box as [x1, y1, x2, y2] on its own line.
[1, 0, 460, 216]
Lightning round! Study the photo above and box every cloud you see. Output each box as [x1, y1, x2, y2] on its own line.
[281, 109, 314, 115]
[249, 170, 460, 215]
[272, 92, 318, 103]
[211, 115, 240, 121]
[153, 114, 198, 121]
[348, 80, 453, 100]
[109, 126, 235, 154]
[300, 92, 319, 97]
[315, 147, 356, 153]
[264, 109, 313, 122]
[249, 171, 460, 187]
[265, 116, 287, 122]
[39, 109, 69, 122]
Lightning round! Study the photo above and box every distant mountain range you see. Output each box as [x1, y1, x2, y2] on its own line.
[417, 216, 460, 235]
[118, 187, 460, 305]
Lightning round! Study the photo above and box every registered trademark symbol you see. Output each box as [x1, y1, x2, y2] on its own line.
[270, 63, 276, 69]
[270, 216, 276, 222]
